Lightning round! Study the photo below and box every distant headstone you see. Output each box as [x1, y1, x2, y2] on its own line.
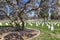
[28, 22, 33, 26]
[42, 22, 44, 27]
[5, 23, 8, 25]
[20, 22, 22, 25]
[36, 22, 39, 26]
[48, 25, 51, 29]
[0, 23, 2, 26]
[57, 24, 59, 26]
[54, 23, 57, 25]
[51, 24, 54, 31]
[38, 22, 40, 25]
[46, 24, 50, 29]
[12, 22, 15, 25]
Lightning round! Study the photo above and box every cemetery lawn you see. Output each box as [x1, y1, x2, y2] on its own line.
[0, 21, 60, 40]
[26, 22, 60, 40]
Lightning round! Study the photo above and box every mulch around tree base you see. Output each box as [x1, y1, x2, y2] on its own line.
[0, 27, 40, 40]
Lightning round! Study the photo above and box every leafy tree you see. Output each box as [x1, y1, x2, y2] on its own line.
[5, 0, 41, 31]
[39, 0, 49, 21]
[40, 13, 48, 21]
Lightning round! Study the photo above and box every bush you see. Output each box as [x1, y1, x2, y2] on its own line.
[40, 13, 49, 20]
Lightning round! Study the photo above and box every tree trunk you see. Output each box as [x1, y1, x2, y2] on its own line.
[19, 17, 25, 31]
[44, 18, 45, 22]
[15, 22, 21, 31]
[21, 20, 24, 31]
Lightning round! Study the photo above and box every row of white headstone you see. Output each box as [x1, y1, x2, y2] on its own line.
[27, 22, 60, 26]
[0, 23, 9, 26]
[27, 22, 41, 26]
[0, 22, 59, 26]
[0, 22, 16, 26]
[26, 22, 60, 31]
[0, 22, 60, 31]
[46, 23, 54, 31]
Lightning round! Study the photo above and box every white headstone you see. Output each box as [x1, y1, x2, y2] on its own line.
[5, 23, 8, 25]
[20, 22, 22, 25]
[12, 22, 15, 25]
[48, 25, 51, 29]
[0, 23, 2, 25]
[38, 22, 41, 25]
[42, 22, 44, 27]
[28, 22, 33, 26]
[46, 23, 49, 26]
[46, 23, 50, 28]
[36, 22, 39, 26]
[54, 23, 57, 25]
[51, 24, 54, 31]
[57, 24, 59, 26]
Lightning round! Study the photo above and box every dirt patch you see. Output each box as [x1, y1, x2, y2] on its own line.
[50, 33, 60, 38]
[0, 27, 40, 40]
[55, 34, 60, 38]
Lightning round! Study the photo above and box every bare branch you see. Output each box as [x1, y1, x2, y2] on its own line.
[17, 0, 31, 19]
[27, 7, 40, 13]
[18, 0, 31, 15]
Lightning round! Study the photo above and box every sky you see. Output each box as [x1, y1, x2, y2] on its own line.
[19, 0, 41, 17]
[48, 0, 54, 6]
[48, 0, 55, 17]
[5, 4, 13, 16]
[7, 0, 54, 17]
[5, 0, 55, 17]
[27, 11, 35, 17]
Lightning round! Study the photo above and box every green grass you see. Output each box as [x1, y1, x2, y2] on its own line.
[25, 22, 60, 40]
[0, 22, 13, 28]
[0, 21, 60, 40]
[45, 20, 60, 22]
